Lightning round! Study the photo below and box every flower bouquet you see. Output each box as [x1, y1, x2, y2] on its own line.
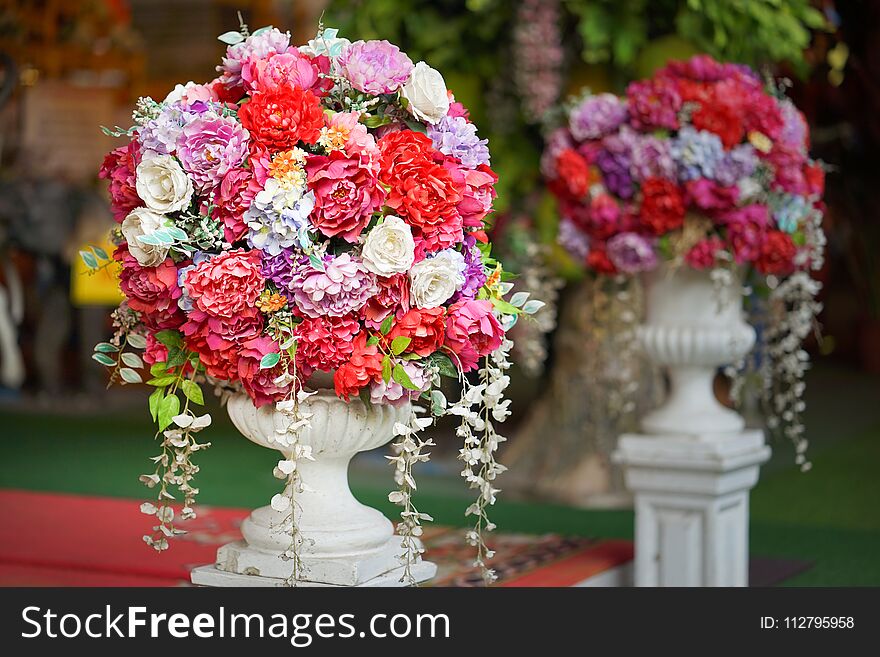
[544, 56, 825, 463]
[91, 23, 537, 585]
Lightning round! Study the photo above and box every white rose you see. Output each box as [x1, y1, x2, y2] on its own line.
[361, 216, 415, 276]
[408, 249, 466, 309]
[121, 208, 170, 266]
[401, 61, 450, 125]
[136, 154, 194, 214]
[163, 81, 197, 105]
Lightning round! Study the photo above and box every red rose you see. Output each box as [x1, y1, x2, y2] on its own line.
[239, 86, 324, 150]
[209, 168, 259, 243]
[450, 161, 498, 229]
[684, 178, 740, 214]
[639, 178, 685, 235]
[306, 151, 386, 242]
[755, 230, 797, 276]
[184, 249, 264, 319]
[692, 92, 744, 149]
[387, 307, 446, 357]
[181, 307, 263, 380]
[804, 163, 825, 197]
[333, 333, 383, 401]
[554, 148, 591, 199]
[587, 247, 617, 274]
[387, 159, 461, 229]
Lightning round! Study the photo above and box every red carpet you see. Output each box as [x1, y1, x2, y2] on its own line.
[0, 490, 632, 586]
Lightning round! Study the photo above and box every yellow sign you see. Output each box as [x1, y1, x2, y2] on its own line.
[70, 238, 123, 307]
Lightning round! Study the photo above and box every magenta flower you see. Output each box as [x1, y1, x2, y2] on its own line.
[336, 40, 414, 95]
[177, 115, 249, 190]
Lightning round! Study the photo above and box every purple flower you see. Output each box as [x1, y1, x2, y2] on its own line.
[557, 217, 590, 262]
[569, 93, 628, 141]
[606, 232, 657, 273]
[778, 99, 808, 153]
[596, 148, 633, 199]
[261, 248, 297, 291]
[336, 40, 414, 95]
[177, 115, 249, 190]
[289, 252, 377, 318]
[370, 361, 429, 405]
[715, 144, 758, 187]
[630, 133, 675, 182]
[427, 116, 491, 168]
[218, 28, 291, 88]
[450, 235, 487, 302]
[139, 104, 204, 155]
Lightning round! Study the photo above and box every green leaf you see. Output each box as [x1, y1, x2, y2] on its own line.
[404, 120, 427, 134]
[366, 335, 380, 347]
[491, 297, 521, 315]
[430, 352, 458, 378]
[218, 30, 244, 45]
[147, 375, 176, 387]
[121, 352, 144, 369]
[148, 387, 163, 422]
[181, 379, 204, 405]
[126, 333, 148, 350]
[94, 342, 119, 353]
[392, 363, 419, 390]
[154, 330, 183, 348]
[79, 250, 98, 270]
[362, 114, 393, 128]
[158, 394, 180, 431]
[91, 245, 109, 261]
[390, 336, 411, 356]
[92, 352, 116, 367]
[381, 355, 392, 384]
[166, 347, 187, 369]
[119, 367, 143, 384]
[150, 362, 168, 377]
[260, 352, 281, 369]
[380, 316, 393, 335]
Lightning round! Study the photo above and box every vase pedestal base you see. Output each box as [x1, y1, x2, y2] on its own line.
[190, 535, 437, 587]
[613, 429, 770, 587]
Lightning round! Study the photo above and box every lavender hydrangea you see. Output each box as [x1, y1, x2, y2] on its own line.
[218, 28, 291, 88]
[606, 232, 657, 273]
[289, 252, 378, 318]
[370, 361, 429, 405]
[557, 217, 590, 262]
[336, 40, 414, 95]
[779, 99, 808, 153]
[569, 93, 628, 141]
[245, 182, 315, 256]
[428, 116, 491, 169]
[621, 128, 676, 181]
[596, 147, 633, 199]
[670, 126, 725, 181]
[139, 103, 204, 155]
[715, 144, 758, 187]
[260, 248, 297, 290]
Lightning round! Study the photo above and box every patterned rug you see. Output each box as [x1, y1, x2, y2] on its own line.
[0, 490, 807, 586]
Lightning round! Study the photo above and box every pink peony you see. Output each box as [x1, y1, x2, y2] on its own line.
[237, 336, 292, 407]
[364, 273, 411, 329]
[626, 78, 681, 131]
[444, 299, 504, 372]
[184, 249, 264, 318]
[177, 115, 250, 190]
[684, 178, 739, 214]
[336, 40, 414, 95]
[289, 253, 377, 318]
[181, 307, 263, 381]
[450, 162, 497, 229]
[369, 361, 429, 406]
[720, 204, 770, 264]
[242, 49, 333, 96]
[117, 248, 184, 330]
[293, 314, 361, 378]
[100, 142, 141, 222]
[324, 111, 380, 159]
[208, 167, 259, 243]
[306, 151, 385, 242]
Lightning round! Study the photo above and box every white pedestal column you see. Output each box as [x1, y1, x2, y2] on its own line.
[614, 265, 770, 587]
[616, 431, 769, 586]
[191, 391, 436, 587]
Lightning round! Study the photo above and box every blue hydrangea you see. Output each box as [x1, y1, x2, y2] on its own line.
[670, 126, 725, 181]
[427, 116, 490, 169]
[245, 180, 315, 256]
[772, 194, 811, 234]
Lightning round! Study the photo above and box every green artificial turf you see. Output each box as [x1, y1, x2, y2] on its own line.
[1, 363, 878, 586]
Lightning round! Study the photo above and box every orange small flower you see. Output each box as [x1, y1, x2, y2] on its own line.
[256, 290, 288, 313]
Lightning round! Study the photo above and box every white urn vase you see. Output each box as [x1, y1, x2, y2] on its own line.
[637, 265, 755, 436]
[190, 387, 437, 587]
